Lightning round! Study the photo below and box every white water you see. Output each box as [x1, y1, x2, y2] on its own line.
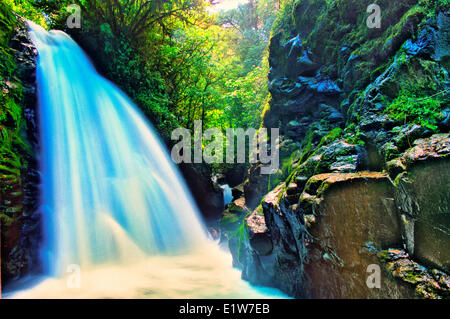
[8, 244, 286, 299]
[10, 22, 286, 299]
[221, 184, 233, 206]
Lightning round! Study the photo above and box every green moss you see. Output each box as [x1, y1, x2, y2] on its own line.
[277, 0, 439, 92]
[236, 220, 249, 261]
[346, 128, 366, 147]
[386, 92, 447, 131]
[299, 126, 315, 161]
[268, 149, 298, 190]
[307, 127, 344, 159]
[322, 127, 343, 144]
[3, 0, 48, 28]
[382, 57, 449, 132]
[0, 2, 32, 224]
[369, 57, 394, 82]
[220, 201, 249, 232]
[220, 212, 242, 231]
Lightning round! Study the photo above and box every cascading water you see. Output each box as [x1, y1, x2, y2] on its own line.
[28, 21, 206, 275]
[7, 22, 286, 298]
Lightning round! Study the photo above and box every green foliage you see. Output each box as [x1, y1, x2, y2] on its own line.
[381, 53, 449, 132]
[0, 1, 17, 79]
[346, 128, 366, 147]
[236, 218, 250, 261]
[321, 127, 343, 145]
[271, 0, 294, 41]
[2, 0, 280, 180]
[46, 0, 279, 139]
[386, 90, 447, 131]
[4, 0, 49, 27]
[0, 1, 32, 223]
[418, 0, 450, 16]
[74, 0, 199, 43]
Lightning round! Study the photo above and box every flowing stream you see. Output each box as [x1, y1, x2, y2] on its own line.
[7, 22, 285, 299]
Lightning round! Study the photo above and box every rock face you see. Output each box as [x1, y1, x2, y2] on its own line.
[300, 173, 410, 298]
[1, 17, 40, 285]
[225, 154, 449, 298]
[394, 135, 450, 273]
[222, 0, 450, 299]
[378, 248, 450, 299]
[178, 162, 224, 221]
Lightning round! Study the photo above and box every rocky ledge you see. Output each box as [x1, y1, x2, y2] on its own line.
[221, 134, 450, 299]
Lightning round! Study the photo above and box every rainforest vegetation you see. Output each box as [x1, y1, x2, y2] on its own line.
[2, 0, 448, 173]
[2, 0, 282, 136]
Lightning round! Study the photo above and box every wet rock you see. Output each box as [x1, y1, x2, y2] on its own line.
[284, 35, 320, 79]
[359, 113, 393, 131]
[392, 124, 432, 151]
[207, 227, 220, 241]
[1, 16, 41, 285]
[395, 158, 450, 273]
[231, 183, 244, 199]
[244, 163, 270, 209]
[300, 140, 365, 175]
[404, 11, 450, 66]
[300, 172, 415, 298]
[220, 197, 249, 233]
[378, 248, 450, 299]
[229, 1, 449, 299]
[439, 108, 450, 130]
[179, 163, 224, 220]
[229, 172, 421, 298]
[386, 158, 407, 178]
[246, 206, 272, 256]
[318, 104, 344, 125]
[431, 269, 450, 291]
[400, 133, 450, 166]
[381, 141, 401, 162]
[294, 176, 308, 190]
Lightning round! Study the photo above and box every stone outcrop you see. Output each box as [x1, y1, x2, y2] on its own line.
[393, 135, 450, 273]
[223, 134, 449, 299]
[378, 248, 450, 299]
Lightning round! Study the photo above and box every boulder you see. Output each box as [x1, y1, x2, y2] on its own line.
[378, 248, 450, 299]
[301, 172, 409, 298]
[394, 136, 450, 272]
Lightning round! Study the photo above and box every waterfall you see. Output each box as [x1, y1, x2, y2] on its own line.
[28, 21, 207, 275]
[221, 184, 233, 206]
[8, 22, 287, 298]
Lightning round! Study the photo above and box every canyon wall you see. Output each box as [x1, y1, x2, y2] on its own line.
[222, 0, 450, 299]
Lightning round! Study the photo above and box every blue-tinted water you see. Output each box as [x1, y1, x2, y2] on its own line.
[28, 22, 207, 275]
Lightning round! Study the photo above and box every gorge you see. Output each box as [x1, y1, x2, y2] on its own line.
[1, 0, 449, 300]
